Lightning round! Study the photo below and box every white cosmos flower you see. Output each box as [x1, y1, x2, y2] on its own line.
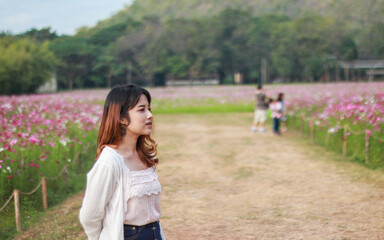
[60, 140, 67, 146]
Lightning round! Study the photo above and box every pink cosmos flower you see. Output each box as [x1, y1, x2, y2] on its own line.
[9, 139, 18, 146]
[28, 135, 40, 144]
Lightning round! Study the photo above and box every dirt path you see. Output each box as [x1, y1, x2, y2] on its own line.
[15, 113, 384, 239]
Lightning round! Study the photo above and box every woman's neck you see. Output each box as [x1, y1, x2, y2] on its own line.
[117, 133, 148, 170]
[118, 132, 138, 153]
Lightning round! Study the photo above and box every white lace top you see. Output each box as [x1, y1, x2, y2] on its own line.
[124, 166, 162, 225]
[79, 146, 166, 240]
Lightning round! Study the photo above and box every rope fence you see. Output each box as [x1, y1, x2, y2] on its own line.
[0, 192, 14, 213]
[288, 115, 384, 165]
[0, 144, 91, 238]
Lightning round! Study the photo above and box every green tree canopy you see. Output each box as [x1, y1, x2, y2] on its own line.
[49, 36, 95, 89]
[0, 37, 56, 95]
[18, 27, 59, 42]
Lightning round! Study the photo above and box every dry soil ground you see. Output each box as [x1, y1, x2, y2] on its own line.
[15, 113, 384, 240]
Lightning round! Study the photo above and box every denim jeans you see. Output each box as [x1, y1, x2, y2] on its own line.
[273, 117, 281, 135]
[124, 221, 162, 240]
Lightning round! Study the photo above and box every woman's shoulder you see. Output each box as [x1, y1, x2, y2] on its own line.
[96, 146, 124, 169]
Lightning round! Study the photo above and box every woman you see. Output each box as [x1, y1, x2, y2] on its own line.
[79, 84, 166, 240]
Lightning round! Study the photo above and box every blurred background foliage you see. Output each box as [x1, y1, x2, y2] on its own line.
[1, 0, 384, 94]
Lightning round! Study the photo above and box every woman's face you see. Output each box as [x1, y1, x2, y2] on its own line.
[125, 94, 153, 136]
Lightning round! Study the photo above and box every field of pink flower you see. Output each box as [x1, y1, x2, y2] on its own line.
[277, 83, 384, 135]
[0, 91, 105, 201]
[1, 82, 383, 198]
[152, 83, 384, 135]
[0, 82, 383, 240]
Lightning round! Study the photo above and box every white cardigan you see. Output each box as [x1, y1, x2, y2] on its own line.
[79, 146, 165, 240]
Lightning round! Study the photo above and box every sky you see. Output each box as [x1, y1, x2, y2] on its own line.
[0, 0, 134, 35]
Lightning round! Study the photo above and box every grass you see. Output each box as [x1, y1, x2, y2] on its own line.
[0, 135, 97, 240]
[13, 193, 85, 240]
[287, 115, 384, 171]
[152, 102, 253, 114]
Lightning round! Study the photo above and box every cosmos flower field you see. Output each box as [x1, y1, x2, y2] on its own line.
[0, 82, 383, 201]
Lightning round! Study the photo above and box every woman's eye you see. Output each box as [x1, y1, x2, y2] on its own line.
[139, 109, 145, 112]
[148, 108, 152, 112]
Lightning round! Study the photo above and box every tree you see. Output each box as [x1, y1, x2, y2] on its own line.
[115, 17, 164, 85]
[49, 36, 95, 89]
[213, 9, 253, 83]
[18, 27, 58, 42]
[292, 15, 332, 81]
[249, 14, 291, 82]
[92, 45, 125, 88]
[363, 22, 384, 58]
[88, 23, 130, 46]
[270, 21, 297, 80]
[115, 27, 146, 84]
[161, 19, 219, 80]
[0, 37, 56, 94]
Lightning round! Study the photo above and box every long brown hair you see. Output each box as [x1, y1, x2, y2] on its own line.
[96, 84, 158, 167]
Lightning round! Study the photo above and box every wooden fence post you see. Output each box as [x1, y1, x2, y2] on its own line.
[42, 177, 48, 210]
[365, 132, 370, 164]
[14, 190, 21, 232]
[343, 125, 348, 156]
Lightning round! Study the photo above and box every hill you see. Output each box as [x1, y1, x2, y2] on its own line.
[61, 0, 384, 88]
[98, 0, 384, 30]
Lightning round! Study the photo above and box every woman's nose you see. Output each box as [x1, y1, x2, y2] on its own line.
[147, 110, 153, 119]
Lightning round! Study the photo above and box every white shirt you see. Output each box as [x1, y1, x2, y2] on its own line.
[270, 101, 283, 119]
[79, 146, 166, 240]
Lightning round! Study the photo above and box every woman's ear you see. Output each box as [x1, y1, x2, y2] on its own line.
[120, 118, 129, 126]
